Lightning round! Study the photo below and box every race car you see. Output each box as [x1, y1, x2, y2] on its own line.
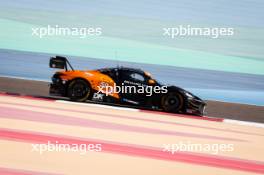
[49, 56, 206, 116]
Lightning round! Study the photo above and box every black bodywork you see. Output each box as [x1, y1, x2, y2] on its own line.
[97, 67, 206, 116]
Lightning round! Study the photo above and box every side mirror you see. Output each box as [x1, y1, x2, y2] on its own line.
[148, 79, 156, 85]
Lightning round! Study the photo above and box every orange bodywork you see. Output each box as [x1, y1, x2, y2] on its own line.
[56, 70, 120, 99]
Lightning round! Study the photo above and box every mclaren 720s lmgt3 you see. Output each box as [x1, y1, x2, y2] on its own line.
[49, 56, 206, 116]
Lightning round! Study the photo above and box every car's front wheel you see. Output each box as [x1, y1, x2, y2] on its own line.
[67, 79, 91, 102]
[160, 92, 184, 113]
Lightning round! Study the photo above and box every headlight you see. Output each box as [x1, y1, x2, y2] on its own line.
[185, 92, 194, 98]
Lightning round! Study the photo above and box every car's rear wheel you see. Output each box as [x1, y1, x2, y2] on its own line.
[67, 79, 91, 102]
[161, 92, 184, 113]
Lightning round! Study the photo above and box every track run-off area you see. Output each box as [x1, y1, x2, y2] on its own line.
[0, 93, 264, 175]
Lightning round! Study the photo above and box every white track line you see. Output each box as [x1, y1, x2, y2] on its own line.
[56, 100, 139, 111]
[223, 119, 264, 128]
[56, 100, 264, 128]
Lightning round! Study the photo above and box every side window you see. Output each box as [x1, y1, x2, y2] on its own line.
[130, 73, 145, 82]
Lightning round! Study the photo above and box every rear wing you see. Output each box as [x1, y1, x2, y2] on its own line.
[49, 56, 74, 71]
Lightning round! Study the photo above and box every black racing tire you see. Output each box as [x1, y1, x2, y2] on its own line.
[67, 79, 91, 102]
[160, 92, 184, 113]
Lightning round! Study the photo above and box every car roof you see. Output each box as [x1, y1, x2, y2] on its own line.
[99, 67, 145, 74]
[119, 67, 145, 74]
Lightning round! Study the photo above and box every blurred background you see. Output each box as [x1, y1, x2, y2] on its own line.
[0, 0, 263, 105]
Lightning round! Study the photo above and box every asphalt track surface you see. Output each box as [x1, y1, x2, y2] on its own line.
[1, 76, 264, 123]
[0, 92, 264, 175]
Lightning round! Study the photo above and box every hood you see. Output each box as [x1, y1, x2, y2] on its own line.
[167, 85, 202, 101]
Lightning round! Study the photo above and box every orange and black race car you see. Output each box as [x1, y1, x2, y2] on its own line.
[49, 56, 206, 116]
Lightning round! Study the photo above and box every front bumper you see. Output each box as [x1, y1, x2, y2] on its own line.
[185, 97, 206, 116]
